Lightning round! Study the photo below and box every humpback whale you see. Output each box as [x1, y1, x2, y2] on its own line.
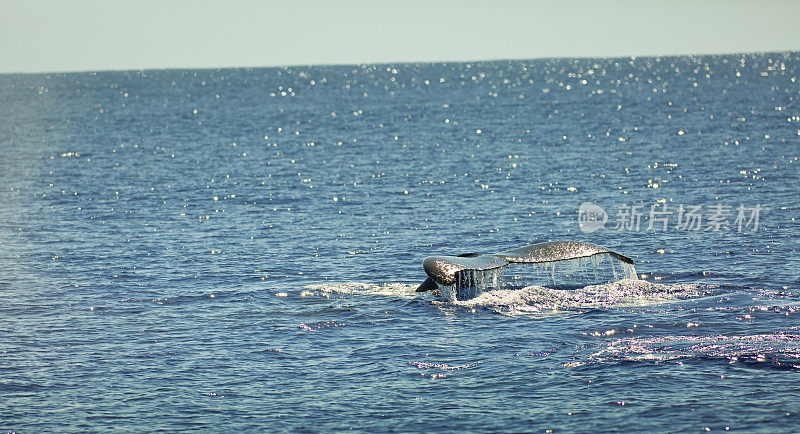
[416, 241, 636, 300]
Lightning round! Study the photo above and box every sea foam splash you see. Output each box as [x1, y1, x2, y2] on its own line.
[304, 279, 710, 316]
[452, 279, 707, 315]
[302, 282, 420, 298]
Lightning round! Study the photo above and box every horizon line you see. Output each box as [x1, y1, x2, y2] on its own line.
[2, 49, 797, 77]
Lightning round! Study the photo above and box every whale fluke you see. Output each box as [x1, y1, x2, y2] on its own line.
[416, 241, 636, 300]
[416, 276, 438, 292]
[496, 241, 634, 265]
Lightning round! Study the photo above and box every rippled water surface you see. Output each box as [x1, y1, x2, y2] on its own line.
[2, 53, 800, 431]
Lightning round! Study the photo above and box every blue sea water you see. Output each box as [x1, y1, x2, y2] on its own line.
[1, 53, 799, 431]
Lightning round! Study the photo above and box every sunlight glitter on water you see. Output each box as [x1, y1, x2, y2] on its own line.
[2, 53, 799, 432]
[589, 330, 800, 367]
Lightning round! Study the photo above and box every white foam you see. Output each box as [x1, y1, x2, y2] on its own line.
[453, 279, 707, 315]
[303, 282, 420, 298]
[303, 279, 709, 316]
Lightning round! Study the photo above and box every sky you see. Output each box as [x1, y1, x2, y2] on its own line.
[1, 0, 799, 73]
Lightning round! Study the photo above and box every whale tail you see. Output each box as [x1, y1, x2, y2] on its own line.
[416, 241, 636, 300]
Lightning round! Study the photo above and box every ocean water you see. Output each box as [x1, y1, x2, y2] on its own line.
[1, 53, 799, 431]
